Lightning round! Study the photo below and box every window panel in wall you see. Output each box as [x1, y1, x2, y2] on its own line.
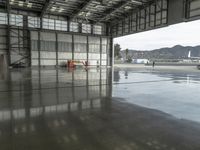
[82, 24, 91, 33]
[49, 19, 55, 30]
[43, 18, 49, 29]
[10, 14, 23, 26]
[70, 22, 79, 32]
[55, 20, 67, 31]
[93, 25, 102, 35]
[42, 18, 55, 30]
[28, 16, 40, 28]
[0, 12, 7, 25]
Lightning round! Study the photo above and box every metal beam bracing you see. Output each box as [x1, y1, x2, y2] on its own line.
[69, 0, 93, 21]
[40, 0, 54, 18]
[97, 0, 143, 23]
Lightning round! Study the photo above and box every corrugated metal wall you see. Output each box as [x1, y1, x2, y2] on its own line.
[74, 35, 87, 63]
[40, 32, 56, 66]
[31, 31, 110, 67]
[88, 36, 100, 66]
[58, 34, 72, 65]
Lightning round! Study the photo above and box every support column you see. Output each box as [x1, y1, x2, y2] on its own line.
[72, 34, 74, 60]
[67, 20, 70, 32]
[91, 24, 94, 34]
[100, 37, 102, 66]
[109, 38, 114, 67]
[7, 0, 11, 67]
[23, 15, 30, 67]
[87, 36, 89, 64]
[55, 33, 58, 66]
[78, 23, 82, 33]
[38, 31, 41, 67]
[38, 18, 42, 67]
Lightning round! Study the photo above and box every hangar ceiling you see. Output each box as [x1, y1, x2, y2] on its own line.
[0, 0, 200, 38]
[0, 0, 152, 23]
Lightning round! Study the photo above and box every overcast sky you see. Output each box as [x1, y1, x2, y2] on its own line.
[114, 20, 200, 51]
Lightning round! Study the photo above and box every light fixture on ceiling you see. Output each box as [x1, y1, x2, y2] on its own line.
[18, 1, 24, 6]
[51, 6, 57, 12]
[10, 0, 14, 5]
[27, 2, 33, 8]
[58, 8, 64, 12]
[78, 12, 85, 16]
[86, 12, 91, 17]
[125, 6, 132, 10]
[131, 0, 143, 5]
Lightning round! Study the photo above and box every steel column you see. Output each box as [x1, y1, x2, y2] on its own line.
[55, 33, 58, 66]
[72, 34, 74, 60]
[100, 37, 102, 66]
[7, 0, 11, 66]
[109, 38, 113, 67]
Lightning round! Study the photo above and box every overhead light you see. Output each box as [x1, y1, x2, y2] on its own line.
[58, 8, 64, 12]
[18, 1, 24, 6]
[10, 0, 15, 3]
[131, 0, 143, 5]
[27, 2, 32, 8]
[51, 6, 57, 11]
[86, 12, 91, 17]
[78, 12, 85, 16]
[125, 6, 132, 10]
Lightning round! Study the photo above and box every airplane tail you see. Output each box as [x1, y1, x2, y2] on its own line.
[188, 50, 191, 58]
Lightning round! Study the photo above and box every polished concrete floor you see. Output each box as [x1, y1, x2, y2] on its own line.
[0, 67, 200, 150]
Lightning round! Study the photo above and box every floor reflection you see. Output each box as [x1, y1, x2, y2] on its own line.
[1, 68, 200, 150]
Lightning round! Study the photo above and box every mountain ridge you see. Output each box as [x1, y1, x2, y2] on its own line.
[120, 45, 200, 59]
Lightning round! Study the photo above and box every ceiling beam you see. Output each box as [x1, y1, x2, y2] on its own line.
[97, 0, 143, 23]
[109, 0, 155, 25]
[40, 0, 54, 18]
[69, 0, 93, 21]
[0, 4, 42, 14]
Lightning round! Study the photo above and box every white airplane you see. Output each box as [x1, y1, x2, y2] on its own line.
[188, 50, 200, 59]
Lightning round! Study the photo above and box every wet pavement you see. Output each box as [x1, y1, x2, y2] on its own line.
[0, 67, 200, 150]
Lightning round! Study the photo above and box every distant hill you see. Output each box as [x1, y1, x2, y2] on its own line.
[120, 45, 200, 59]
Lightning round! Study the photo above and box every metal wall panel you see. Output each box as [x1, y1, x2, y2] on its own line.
[30, 31, 109, 67]
[88, 36, 101, 65]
